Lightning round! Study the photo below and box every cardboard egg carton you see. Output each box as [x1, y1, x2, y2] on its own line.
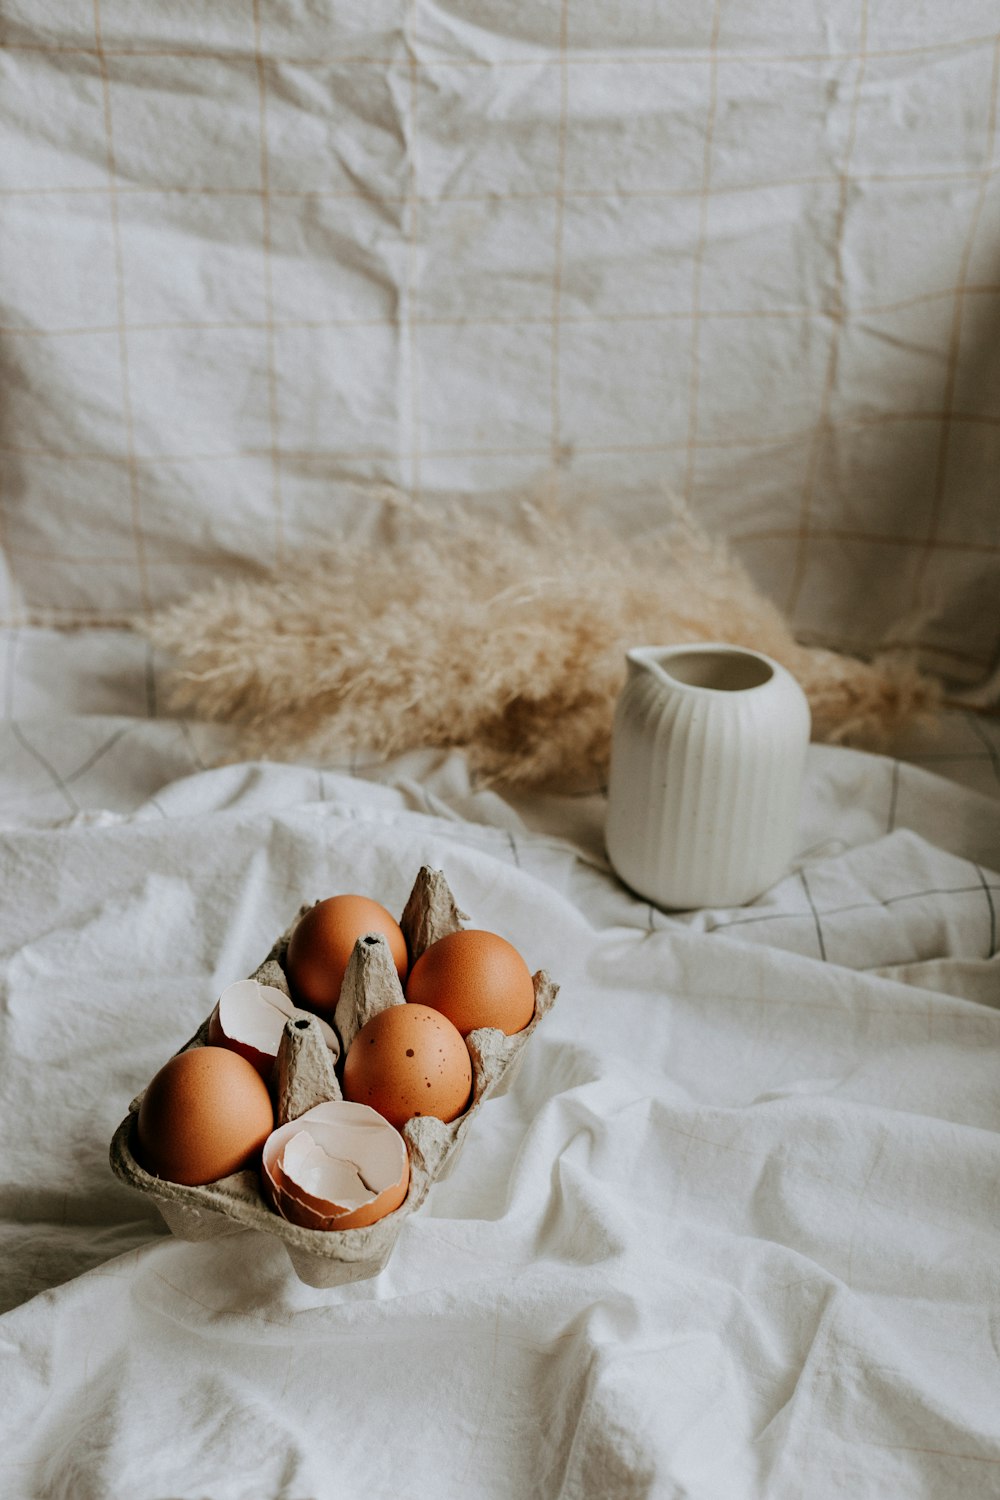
[109, 866, 559, 1287]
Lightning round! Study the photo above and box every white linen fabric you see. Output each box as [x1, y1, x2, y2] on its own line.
[3, 4, 1000, 1491]
[1, 4, 999, 689]
[1, 629, 999, 1500]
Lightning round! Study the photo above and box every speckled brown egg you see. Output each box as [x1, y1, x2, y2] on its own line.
[285, 895, 408, 1017]
[405, 928, 535, 1037]
[342, 1003, 472, 1129]
[135, 1045, 275, 1186]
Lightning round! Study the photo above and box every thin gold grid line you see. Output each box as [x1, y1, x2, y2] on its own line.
[682, 0, 722, 506]
[0, 605, 142, 625]
[0, 347, 20, 626]
[6, 284, 1000, 340]
[0, 503, 22, 627]
[548, 0, 570, 493]
[0, 445, 258, 462]
[849, 1441, 1000, 1471]
[91, 0, 151, 615]
[784, 0, 870, 617]
[914, 34, 1000, 602]
[733, 525, 1000, 555]
[4, 407, 1000, 466]
[405, 0, 422, 501]
[1, 32, 997, 67]
[6, 525, 995, 567]
[0, 544, 242, 567]
[3, 163, 997, 200]
[252, 0, 285, 564]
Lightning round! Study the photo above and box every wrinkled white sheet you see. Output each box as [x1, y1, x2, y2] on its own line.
[1, 629, 999, 1499]
[2, 6, 999, 687]
[4, 2, 1000, 1489]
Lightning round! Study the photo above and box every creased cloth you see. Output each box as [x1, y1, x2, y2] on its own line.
[1, 5, 999, 687]
[1, 637, 999, 1498]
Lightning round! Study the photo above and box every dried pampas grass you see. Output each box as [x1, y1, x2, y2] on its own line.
[142, 499, 937, 789]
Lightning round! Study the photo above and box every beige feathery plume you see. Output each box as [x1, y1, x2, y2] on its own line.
[141, 498, 937, 788]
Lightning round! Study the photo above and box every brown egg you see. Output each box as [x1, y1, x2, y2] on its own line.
[136, 1045, 275, 1187]
[405, 928, 535, 1037]
[342, 1003, 472, 1129]
[285, 895, 408, 1017]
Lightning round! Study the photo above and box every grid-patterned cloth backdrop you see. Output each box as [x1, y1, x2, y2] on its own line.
[1, 3, 998, 691]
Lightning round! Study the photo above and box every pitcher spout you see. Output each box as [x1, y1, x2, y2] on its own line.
[625, 646, 673, 687]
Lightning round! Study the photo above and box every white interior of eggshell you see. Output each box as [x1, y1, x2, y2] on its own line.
[109, 864, 559, 1287]
[216, 979, 340, 1063]
[285, 1134, 372, 1207]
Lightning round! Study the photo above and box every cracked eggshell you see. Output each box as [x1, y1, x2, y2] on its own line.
[262, 1101, 410, 1231]
[208, 979, 340, 1079]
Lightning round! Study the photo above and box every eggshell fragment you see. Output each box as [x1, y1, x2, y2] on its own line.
[262, 1101, 410, 1231]
[208, 979, 340, 1078]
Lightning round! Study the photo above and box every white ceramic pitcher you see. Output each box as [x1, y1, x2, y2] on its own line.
[605, 643, 811, 910]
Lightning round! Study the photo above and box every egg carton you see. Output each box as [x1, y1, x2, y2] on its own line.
[109, 866, 559, 1287]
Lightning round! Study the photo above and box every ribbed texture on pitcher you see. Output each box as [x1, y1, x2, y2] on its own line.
[605, 644, 811, 910]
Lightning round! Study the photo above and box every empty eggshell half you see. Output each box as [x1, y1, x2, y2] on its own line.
[262, 1101, 409, 1231]
[209, 979, 340, 1078]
